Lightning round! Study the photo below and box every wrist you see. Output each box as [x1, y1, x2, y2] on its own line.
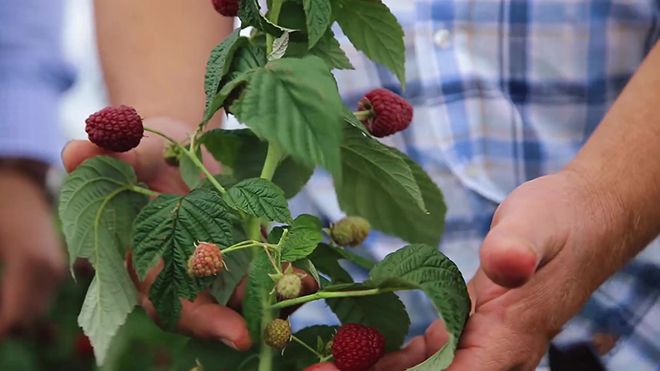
[558, 165, 643, 280]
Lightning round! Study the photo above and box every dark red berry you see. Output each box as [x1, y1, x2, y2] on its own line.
[357, 88, 413, 137]
[212, 0, 239, 17]
[85, 105, 143, 152]
[332, 323, 385, 371]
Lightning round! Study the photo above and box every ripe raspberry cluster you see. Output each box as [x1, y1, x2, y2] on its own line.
[212, 0, 239, 17]
[187, 242, 224, 278]
[332, 323, 386, 371]
[358, 88, 413, 138]
[85, 105, 143, 152]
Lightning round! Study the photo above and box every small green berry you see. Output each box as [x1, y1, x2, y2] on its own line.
[276, 273, 302, 300]
[330, 216, 371, 247]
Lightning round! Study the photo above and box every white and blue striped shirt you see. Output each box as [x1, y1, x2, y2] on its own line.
[291, 1, 660, 369]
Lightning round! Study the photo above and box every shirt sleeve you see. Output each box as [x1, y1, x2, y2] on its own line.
[0, 0, 75, 167]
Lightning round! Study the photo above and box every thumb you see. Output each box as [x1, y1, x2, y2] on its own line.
[480, 180, 569, 288]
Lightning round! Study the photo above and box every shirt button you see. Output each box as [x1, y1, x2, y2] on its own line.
[433, 29, 451, 48]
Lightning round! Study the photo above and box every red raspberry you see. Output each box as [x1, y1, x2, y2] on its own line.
[212, 0, 239, 17]
[332, 323, 385, 371]
[187, 242, 224, 278]
[357, 88, 413, 138]
[74, 333, 94, 358]
[85, 105, 143, 152]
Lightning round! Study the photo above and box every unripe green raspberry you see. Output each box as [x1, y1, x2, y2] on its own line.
[276, 273, 302, 299]
[330, 216, 371, 247]
[163, 142, 182, 167]
[264, 319, 291, 349]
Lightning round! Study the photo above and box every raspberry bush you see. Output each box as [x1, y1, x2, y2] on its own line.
[58, 1, 470, 370]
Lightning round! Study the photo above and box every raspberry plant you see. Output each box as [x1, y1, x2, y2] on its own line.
[58, 1, 471, 370]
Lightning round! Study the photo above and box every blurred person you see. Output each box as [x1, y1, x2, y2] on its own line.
[62, 1, 660, 371]
[61, 0, 254, 349]
[0, 0, 72, 335]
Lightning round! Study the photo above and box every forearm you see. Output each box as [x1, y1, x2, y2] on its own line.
[566, 41, 660, 272]
[94, 0, 233, 126]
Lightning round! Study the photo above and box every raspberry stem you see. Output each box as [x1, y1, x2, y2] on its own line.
[144, 126, 227, 194]
[266, 1, 285, 54]
[270, 287, 398, 310]
[128, 185, 161, 198]
[353, 110, 373, 121]
[291, 335, 324, 360]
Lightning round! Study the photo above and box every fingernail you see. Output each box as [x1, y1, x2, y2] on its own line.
[221, 338, 238, 350]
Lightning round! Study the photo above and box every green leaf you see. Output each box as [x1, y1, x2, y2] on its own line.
[172, 338, 258, 371]
[230, 56, 344, 177]
[336, 127, 438, 244]
[239, 0, 296, 35]
[396, 149, 447, 246]
[327, 293, 409, 351]
[238, 0, 264, 31]
[58, 156, 148, 364]
[179, 147, 203, 190]
[225, 43, 268, 82]
[327, 244, 375, 270]
[280, 214, 324, 262]
[369, 244, 470, 370]
[310, 30, 354, 70]
[309, 245, 353, 284]
[292, 258, 321, 288]
[243, 249, 276, 342]
[201, 129, 313, 198]
[332, 0, 406, 87]
[303, 0, 332, 48]
[268, 32, 290, 61]
[210, 248, 251, 305]
[224, 178, 292, 223]
[277, 325, 338, 370]
[204, 71, 253, 123]
[343, 107, 369, 135]
[132, 189, 236, 329]
[204, 30, 243, 109]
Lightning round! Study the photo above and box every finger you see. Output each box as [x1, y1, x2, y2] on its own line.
[423, 320, 449, 358]
[480, 192, 566, 288]
[304, 362, 339, 371]
[178, 294, 252, 351]
[445, 311, 545, 371]
[126, 253, 251, 349]
[373, 336, 427, 371]
[62, 140, 139, 174]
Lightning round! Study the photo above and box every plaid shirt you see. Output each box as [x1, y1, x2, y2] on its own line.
[290, 0, 660, 369]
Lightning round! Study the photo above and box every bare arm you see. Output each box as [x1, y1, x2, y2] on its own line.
[568, 41, 660, 269]
[94, 0, 234, 125]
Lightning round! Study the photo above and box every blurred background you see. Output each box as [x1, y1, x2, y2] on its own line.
[0, 1, 230, 370]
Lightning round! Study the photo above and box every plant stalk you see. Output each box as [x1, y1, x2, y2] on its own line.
[257, 1, 284, 369]
[260, 142, 284, 180]
[144, 126, 226, 195]
[270, 287, 398, 310]
[129, 185, 161, 198]
[353, 110, 372, 121]
[266, 0, 285, 54]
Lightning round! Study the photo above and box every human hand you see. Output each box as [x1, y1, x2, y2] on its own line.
[62, 117, 253, 348]
[307, 170, 625, 371]
[0, 168, 66, 337]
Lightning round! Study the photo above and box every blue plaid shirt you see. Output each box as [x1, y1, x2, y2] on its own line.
[290, 0, 660, 369]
